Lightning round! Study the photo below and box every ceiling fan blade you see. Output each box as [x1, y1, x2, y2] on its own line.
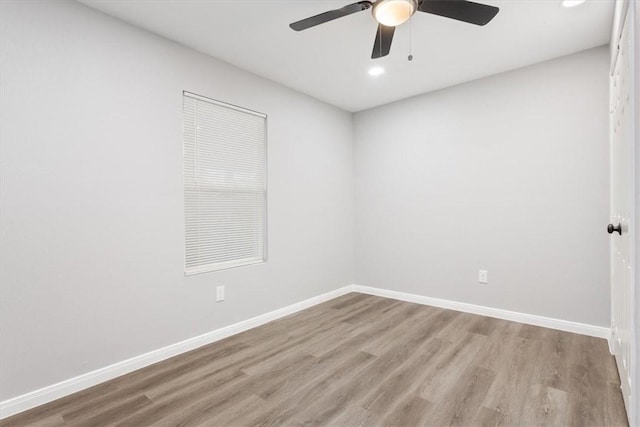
[290, 1, 372, 31]
[418, 0, 499, 26]
[371, 24, 395, 59]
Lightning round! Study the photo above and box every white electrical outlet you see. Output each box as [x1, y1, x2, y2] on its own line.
[478, 270, 488, 284]
[216, 286, 225, 302]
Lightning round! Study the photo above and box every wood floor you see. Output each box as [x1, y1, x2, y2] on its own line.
[1, 293, 628, 426]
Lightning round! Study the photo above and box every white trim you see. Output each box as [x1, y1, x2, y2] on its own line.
[610, 0, 630, 75]
[184, 257, 264, 276]
[610, 331, 616, 355]
[352, 285, 612, 340]
[1, 283, 613, 420]
[183, 91, 266, 118]
[0, 285, 354, 420]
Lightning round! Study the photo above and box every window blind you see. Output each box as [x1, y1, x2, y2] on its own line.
[183, 92, 266, 275]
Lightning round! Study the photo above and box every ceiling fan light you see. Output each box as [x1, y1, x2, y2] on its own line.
[562, 0, 585, 7]
[373, 0, 416, 27]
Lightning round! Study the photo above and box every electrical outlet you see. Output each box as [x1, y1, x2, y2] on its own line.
[478, 270, 488, 284]
[216, 286, 225, 302]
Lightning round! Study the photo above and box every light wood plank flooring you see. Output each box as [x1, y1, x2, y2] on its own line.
[1, 293, 628, 426]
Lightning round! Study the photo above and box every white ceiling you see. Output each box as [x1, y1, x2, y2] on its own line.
[79, 0, 614, 112]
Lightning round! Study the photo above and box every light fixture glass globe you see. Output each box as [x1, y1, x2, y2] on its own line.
[373, 0, 416, 27]
[562, 0, 585, 7]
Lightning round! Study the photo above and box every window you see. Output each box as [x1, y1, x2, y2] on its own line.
[183, 92, 266, 275]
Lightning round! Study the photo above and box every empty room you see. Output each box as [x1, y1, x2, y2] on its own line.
[0, 0, 638, 426]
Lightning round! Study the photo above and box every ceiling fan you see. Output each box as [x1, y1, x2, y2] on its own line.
[289, 0, 499, 59]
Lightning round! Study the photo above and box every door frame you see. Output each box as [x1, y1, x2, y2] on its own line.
[634, 2, 639, 427]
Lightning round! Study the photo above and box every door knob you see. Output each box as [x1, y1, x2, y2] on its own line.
[608, 223, 622, 235]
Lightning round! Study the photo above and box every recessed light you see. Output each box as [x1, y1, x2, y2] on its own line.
[368, 66, 385, 77]
[562, 0, 585, 7]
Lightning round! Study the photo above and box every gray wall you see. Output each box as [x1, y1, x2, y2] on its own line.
[0, 0, 354, 401]
[354, 47, 610, 327]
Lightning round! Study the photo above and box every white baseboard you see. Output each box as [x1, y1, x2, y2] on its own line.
[351, 285, 611, 341]
[0, 285, 354, 420]
[2, 283, 612, 420]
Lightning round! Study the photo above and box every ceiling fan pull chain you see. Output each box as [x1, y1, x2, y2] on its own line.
[408, 16, 413, 61]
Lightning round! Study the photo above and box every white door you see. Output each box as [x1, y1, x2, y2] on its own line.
[610, 3, 635, 421]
